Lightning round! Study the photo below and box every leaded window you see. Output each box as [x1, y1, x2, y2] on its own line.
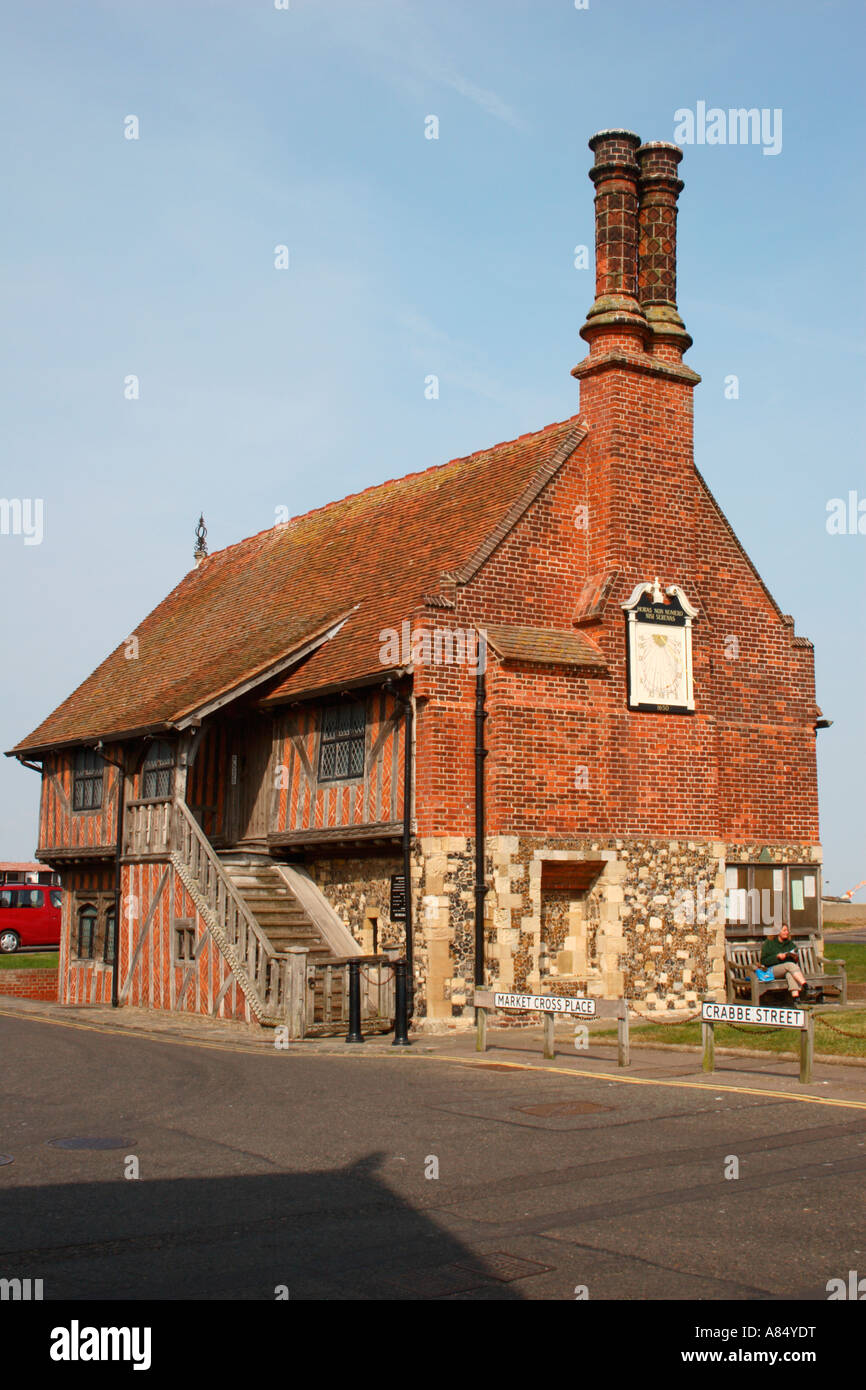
[103, 907, 116, 964]
[77, 904, 97, 959]
[142, 740, 174, 799]
[72, 749, 104, 811]
[318, 702, 366, 782]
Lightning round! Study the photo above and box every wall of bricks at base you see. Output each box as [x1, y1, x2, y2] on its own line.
[0, 970, 59, 1001]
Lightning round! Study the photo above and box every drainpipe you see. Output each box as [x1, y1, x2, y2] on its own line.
[400, 691, 414, 1009]
[383, 677, 415, 1016]
[96, 743, 125, 1009]
[474, 635, 489, 1000]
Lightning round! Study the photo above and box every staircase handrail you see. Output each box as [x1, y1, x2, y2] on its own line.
[171, 798, 288, 1020]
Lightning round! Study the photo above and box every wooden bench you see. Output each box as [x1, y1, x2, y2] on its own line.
[725, 936, 847, 1006]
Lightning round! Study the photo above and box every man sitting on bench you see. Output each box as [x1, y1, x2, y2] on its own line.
[760, 923, 816, 1004]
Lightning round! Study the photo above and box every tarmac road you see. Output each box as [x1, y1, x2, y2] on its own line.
[1, 1007, 865, 1302]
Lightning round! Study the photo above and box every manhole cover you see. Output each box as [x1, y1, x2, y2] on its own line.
[458, 1252, 552, 1283]
[47, 1137, 132, 1151]
[514, 1100, 610, 1117]
[0, 1155, 12, 1166]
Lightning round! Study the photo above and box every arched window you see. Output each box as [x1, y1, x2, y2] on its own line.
[142, 740, 174, 799]
[77, 904, 97, 959]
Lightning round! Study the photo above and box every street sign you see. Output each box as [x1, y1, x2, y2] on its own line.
[701, 1001, 805, 1029]
[493, 991, 596, 1017]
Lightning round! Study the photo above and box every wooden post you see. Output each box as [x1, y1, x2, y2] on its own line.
[702, 1019, 715, 1073]
[799, 1012, 814, 1084]
[476, 1006, 487, 1053]
[543, 1011, 555, 1060]
[286, 949, 308, 1039]
[617, 998, 630, 1067]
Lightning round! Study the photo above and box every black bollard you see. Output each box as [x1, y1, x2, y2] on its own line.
[392, 958, 411, 1047]
[345, 959, 364, 1044]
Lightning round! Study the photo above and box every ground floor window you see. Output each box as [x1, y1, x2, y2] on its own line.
[76, 904, 97, 958]
[173, 919, 196, 963]
[72, 894, 115, 961]
[103, 908, 116, 964]
[725, 864, 819, 935]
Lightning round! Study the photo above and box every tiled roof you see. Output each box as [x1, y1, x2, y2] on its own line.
[573, 571, 618, 624]
[11, 416, 587, 755]
[485, 624, 606, 669]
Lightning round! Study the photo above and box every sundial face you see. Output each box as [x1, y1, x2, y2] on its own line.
[622, 580, 697, 713]
[634, 627, 687, 704]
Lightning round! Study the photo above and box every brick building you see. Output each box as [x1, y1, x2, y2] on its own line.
[8, 129, 823, 1028]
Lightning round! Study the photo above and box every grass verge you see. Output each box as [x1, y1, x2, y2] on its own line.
[596, 1009, 866, 1058]
[0, 952, 59, 971]
[823, 942, 866, 984]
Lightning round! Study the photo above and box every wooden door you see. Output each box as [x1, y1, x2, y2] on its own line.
[225, 713, 274, 848]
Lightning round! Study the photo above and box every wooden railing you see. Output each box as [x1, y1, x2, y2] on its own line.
[170, 799, 294, 1025]
[123, 798, 173, 859]
[304, 955, 397, 1035]
[123, 798, 393, 1036]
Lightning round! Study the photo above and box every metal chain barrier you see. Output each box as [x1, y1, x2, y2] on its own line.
[812, 1013, 866, 1041]
[628, 1007, 704, 1026]
[358, 965, 395, 985]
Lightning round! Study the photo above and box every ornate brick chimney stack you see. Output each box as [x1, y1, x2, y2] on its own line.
[579, 130, 648, 356]
[572, 127, 701, 581]
[636, 141, 691, 362]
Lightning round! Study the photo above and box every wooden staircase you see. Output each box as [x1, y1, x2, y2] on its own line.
[169, 802, 391, 1034]
[219, 856, 333, 962]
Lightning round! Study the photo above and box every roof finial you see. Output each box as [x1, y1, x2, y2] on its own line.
[194, 513, 208, 566]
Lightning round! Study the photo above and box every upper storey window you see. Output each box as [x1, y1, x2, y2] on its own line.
[72, 749, 104, 811]
[142, 740, 174, 799]
[318, 702, 366, 782]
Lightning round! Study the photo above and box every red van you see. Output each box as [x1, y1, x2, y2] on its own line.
[0, 883, 61, 953]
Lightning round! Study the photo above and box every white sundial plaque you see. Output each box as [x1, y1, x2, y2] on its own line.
[622, 579, 698, 713]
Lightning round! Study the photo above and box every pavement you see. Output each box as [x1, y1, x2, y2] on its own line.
[1, 994, 865, 1301]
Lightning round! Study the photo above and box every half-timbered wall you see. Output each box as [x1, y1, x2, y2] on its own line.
[272, 690, 406, 835]
[60, 864, 115, 1006]
[58, 860, 255, 1023]
[186, 723, 230, 842]
[39, 751, 120, 857]
[119, 863, 254, 1021]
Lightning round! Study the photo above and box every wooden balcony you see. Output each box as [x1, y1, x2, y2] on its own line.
[123, 798, 173, 860]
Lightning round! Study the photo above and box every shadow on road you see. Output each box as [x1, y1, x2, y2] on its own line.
[0, 1150, 525, 1301]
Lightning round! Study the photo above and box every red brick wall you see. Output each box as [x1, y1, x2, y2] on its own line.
[0, 968, 58, 1001]
[414, 360, 819, 846]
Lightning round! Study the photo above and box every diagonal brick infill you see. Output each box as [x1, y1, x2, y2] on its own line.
[1, 994, 865, 1109]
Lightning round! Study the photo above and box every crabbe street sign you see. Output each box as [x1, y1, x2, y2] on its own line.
[701, 1001, 805, 1029]
[493, 992, 597, 1017]
[700, 999, 814, 1084]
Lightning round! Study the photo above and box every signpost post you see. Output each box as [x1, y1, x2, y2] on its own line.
[700, 1000, 813, 1081]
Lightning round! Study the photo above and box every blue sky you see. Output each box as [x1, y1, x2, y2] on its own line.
[1, 0, 863, 896]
